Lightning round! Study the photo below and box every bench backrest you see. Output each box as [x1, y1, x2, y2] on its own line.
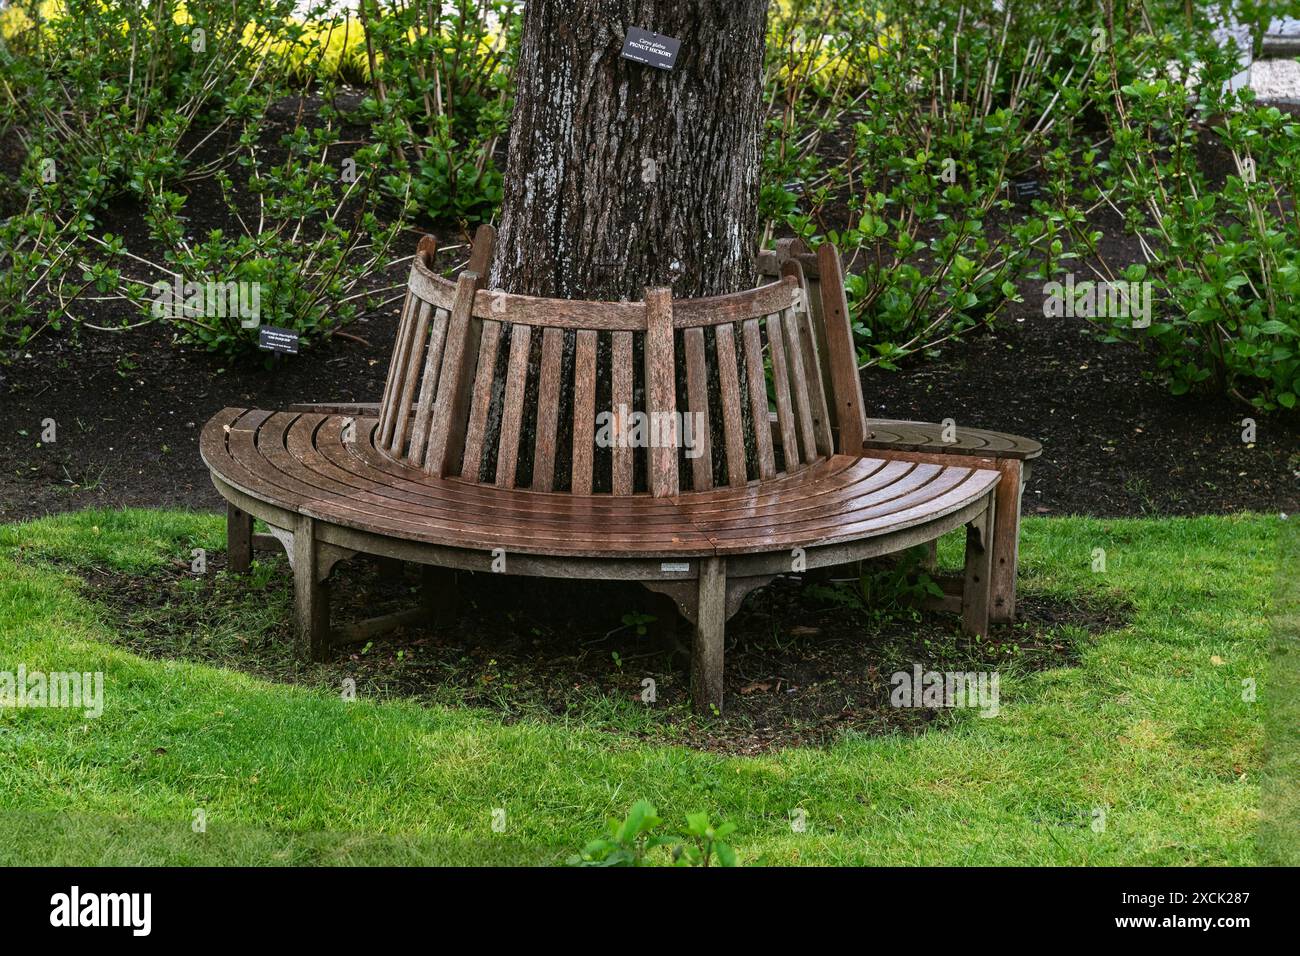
[377, 227, 867, 497]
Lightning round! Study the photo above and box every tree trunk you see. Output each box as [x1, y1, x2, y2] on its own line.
[491, 0, 769, 301]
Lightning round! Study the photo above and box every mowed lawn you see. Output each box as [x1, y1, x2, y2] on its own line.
[0, 508, 1289, 865]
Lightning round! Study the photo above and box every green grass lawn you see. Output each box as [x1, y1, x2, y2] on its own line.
[0, 508, 1290, 865]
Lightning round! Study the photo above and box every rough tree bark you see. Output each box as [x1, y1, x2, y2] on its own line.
[490, 0, 770, 300]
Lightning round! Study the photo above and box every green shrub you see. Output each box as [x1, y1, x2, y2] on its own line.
[0, 0, 294, 217]
[142, 94, 408, 357]
[1058, 6, 1300, 411]
[0, 0, 302, 344]
[359, 0, 519, 224]
[763, 0, 1097, 368]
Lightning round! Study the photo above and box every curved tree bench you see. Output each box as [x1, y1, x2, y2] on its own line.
[202, 227, 1019, 713]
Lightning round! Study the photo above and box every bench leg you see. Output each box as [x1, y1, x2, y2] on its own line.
[293, 515, 331, 661]
[989, 459, 1025, 624]
[421, 564, 458, 626]
[920, 539, 938, 573]
[691, 557, 726, 715]
[227, 503, 253, 575]
[961, 494, 996, 638]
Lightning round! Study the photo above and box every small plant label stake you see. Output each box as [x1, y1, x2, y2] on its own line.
[620, 27, 681, 71]
[258, 327, 300, 354]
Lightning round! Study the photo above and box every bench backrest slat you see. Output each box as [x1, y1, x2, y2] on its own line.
[644, 288, 679, 498]
[571, 329, 599, 495]
[611, 330, 635, 495]
[424, 272, 483, 476]
[407, 304, 448, 466]
[377, 287, 414, 441]
[495, 322, 532, 488]
[531, 325, 565, 491]
[460, 318, 502, 481]
[757, 240, 868, 453]
[682, 327, 714, 491]
[712, 322, 748, 487]
[740, 318, 775, 480]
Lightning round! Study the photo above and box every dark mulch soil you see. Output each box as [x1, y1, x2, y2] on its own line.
[76, 550, 1129, 755]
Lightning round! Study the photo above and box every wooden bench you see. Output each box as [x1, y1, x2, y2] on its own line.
[202, 227, 1031, 713]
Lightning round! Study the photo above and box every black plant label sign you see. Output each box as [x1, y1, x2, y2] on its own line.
[1013, 179, 1042, 200]
[259, 327, 300, 354]
[621, 27, 681, 70]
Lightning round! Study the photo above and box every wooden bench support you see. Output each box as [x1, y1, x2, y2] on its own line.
[990, 459, 1027, 624]
[251, 532, 281, 552]
[324, 566, 455, 649]
[226, 503, 253, 575]
[961, 494, 997, 638]
[333, 607, 427, 647]
[293, 515, 331, 661]
[692, 557, 727, 714]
